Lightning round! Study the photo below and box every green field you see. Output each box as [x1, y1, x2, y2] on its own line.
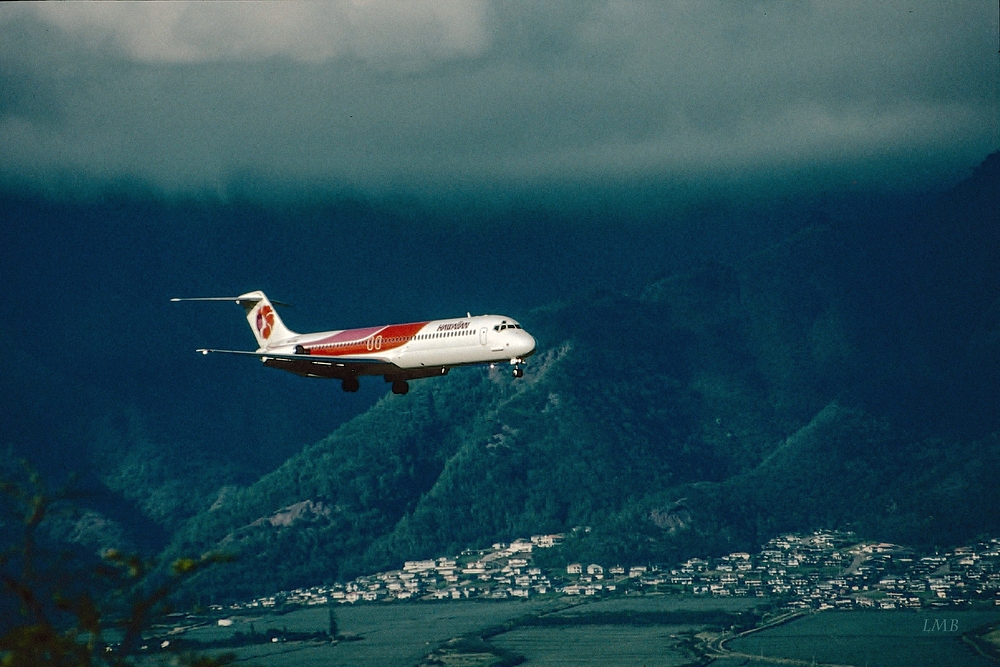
[727, 610, 1000, 667]
[479, 595, 767, 666]
[548, 594, 761, 615]
[183, 599, 559, 666]
[488, 625, 696, 666]
[175, 598, 1000, 666]
[177, 595, 756, 666]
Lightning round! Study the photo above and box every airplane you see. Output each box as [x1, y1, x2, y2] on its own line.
[172, 290, 536, 395]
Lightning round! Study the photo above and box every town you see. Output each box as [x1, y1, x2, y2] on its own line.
[220, 530, 1000, 614]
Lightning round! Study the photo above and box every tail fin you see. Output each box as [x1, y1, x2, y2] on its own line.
[235, 291, 296, 347]
[171, 291, 297, 348]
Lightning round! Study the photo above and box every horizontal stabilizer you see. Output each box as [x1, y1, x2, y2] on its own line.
[172, 297, 292, 307]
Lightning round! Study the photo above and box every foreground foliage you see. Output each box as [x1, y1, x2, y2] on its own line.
[0, 465, 232, 666]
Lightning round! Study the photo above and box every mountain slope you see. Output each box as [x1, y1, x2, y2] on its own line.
[11, 153, 994, 603]
[168, 152, 999, 600]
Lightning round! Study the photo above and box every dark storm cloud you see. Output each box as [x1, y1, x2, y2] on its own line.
[0, 1, 995, 194]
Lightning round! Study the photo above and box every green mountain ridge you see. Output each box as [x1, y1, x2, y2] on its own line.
[160, 155, 999, 600]
[5, 153, 997, 604]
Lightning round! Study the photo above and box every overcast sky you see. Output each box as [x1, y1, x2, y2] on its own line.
[0, 1, 996, 197]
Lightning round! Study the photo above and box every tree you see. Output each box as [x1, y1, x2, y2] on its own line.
[327, 607, 338, 639]
[0, 463, 233, 666]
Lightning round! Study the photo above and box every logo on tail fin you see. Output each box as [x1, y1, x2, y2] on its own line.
[256, 305, 276, 339]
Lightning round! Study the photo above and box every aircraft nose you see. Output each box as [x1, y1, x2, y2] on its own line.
[522, 331, 537, 357]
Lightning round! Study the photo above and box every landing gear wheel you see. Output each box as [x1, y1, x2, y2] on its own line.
[391, 380, 409, 395]
[512, 367, 524, 378]
[341, 377, 360, 393]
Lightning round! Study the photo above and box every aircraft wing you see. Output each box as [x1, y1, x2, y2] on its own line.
[195, 348, 389, 363]
[195, 348, 396, 379]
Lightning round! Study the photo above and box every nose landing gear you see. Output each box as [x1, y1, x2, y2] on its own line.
[510, 357, 526, 378]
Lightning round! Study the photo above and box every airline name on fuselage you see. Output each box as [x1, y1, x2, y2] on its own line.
[436, 321, 471, 332]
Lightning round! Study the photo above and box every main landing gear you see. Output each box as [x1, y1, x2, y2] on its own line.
[391, 380, 410, 395]
[341, 377, 360, 393]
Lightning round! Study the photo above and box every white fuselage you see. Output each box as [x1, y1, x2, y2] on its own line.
[266, 314, 536, 373]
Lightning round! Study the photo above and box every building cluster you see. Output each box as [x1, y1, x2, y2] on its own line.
[223, 531, 1000, 613]
[660, 531, 1000, 611]
[226, 535, 563, 611]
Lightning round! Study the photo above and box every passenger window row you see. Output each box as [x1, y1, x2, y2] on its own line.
[312, 327, 477, 351]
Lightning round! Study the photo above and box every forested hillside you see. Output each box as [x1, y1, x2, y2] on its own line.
[158, 154, 1000, 602]
[3, 154, 996, 605]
